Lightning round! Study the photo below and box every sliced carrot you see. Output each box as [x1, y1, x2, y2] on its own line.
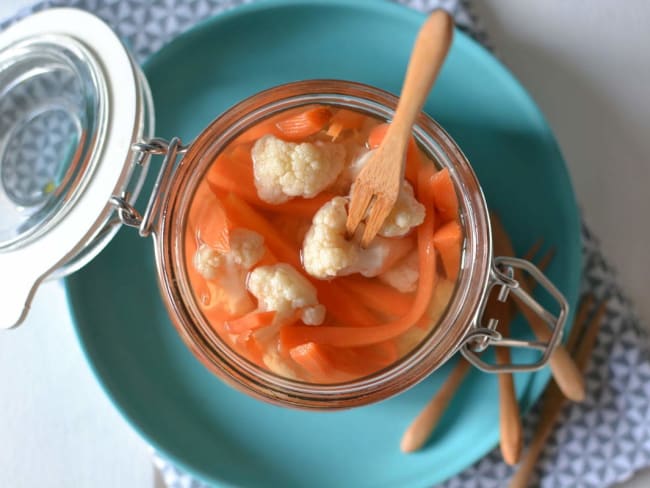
[222, 193, 302, 268]
[206, 152, 335, 219]
[287, 341, 397, 381]
[330, 341, 398, 375]
[326, 122, 345, 141]
[262, 193, 336, 219]
[279, 165, 438, 348]
[404, 147, 425, 185]
[234, 120, 282, 144]
[289, 343, 353, 383]
[194, 192, 231, 252]
[235, 105, 322, 144]
[312, 280, 380, 327]
[367, 123, 389, 149]
[275, 106, 332, 141]
[201, 281, 255, 323]
[257, 248, 279, 267]
[430, 168, 459, 223]
[226, 310, 277, 334]
[337, 276, 412, 318]
[367, 122, 421, 184]
[331, 108, 366, 129]
[233, 330, 266, 367]
[326, 108, 366, 140]
[205, 150, 258, 201]
[433, 220, 462, 281]
[270, 214, 310, 247]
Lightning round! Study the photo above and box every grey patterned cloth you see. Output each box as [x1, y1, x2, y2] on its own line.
[2, 1, 649, 487]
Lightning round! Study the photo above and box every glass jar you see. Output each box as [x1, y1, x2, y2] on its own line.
[0, 9, 568, 410]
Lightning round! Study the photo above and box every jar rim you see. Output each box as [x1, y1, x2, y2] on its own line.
[156, 79, 492, 409]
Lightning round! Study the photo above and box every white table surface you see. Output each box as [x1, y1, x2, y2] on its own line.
[1, 1, 648, 487]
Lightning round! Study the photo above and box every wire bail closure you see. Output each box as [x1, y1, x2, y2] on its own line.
[110, 137, 186, 237]
[461, 256, 569, 373]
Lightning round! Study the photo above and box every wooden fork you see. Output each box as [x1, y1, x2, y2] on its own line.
[400, 241, 553, 454]
[490, 215, 586, 403]
[346, 10, 454, 247]
[508, 296, 607, 488]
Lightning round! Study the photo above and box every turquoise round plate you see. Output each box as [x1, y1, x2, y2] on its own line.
[65, 1, 581, 486]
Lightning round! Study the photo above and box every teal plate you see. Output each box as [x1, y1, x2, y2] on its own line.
[65, 1, 581, 486]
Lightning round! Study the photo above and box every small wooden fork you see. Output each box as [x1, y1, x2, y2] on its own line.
[346, 10, 454, 247]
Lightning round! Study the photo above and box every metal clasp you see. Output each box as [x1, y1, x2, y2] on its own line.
[110, 137, 187, 237]
[461, 257, 569, 373]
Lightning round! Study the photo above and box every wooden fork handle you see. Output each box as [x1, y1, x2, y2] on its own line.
[386, 10, 454, 148]
[495, 344, 524, 465]
[514, 298, 586, 403]
[400, 358, 471, 453]
[508, 425, 549, 488]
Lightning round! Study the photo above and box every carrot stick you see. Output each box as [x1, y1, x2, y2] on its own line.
[326, 109, 366, 140]
[289, 341, 398, 381]
[280, 165, 438, 347]
[329, 343, 398, 375]
[226, 310, 277, 334]
[312, 280, 381, 326]
[430, 168, 459, 224]
[222, 193, 302, 267]
[235, 105, 330, 144]
[261, 193, 336, 219]
[331, 108, 366, 129]
[200, 281, 255, 324]
[275, 106, 332, 141]
[337, 276, 412, 318]
[206, 154, 335, 219]
[194, 193, 231, 252]
[289, 343, 354, 383]
[326, 123, 345, 141]
[367, 123, 389, 149]
[233, 330, 266, 367]
[234, 120, 282, 144]
[433, 220, 462, 281]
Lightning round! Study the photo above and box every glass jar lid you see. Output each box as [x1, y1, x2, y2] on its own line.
[0, 8, 151, 329]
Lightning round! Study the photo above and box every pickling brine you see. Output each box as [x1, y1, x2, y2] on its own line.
[184, 104, 463, 383]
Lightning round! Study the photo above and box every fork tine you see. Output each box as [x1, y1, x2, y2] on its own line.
[361, 195, 394, 247]
[535, 247, 556, 272]
[566, 294, 595, 353]
[522, 239, 544, 262]
[346, 183, 374, 236]
[575, 299, 608, 370]
[521, 247, 555, 291]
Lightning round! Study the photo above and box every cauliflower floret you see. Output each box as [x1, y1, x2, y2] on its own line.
[379, 250, 419, 293]
[193, 228, 265, 279]
[302, 197, 414, 279]
[247, 263, 326, 326]
[302, 196, 359, 278]
[379, 181, 426, 237]
[194, 244, 226, 280]
[228, 229, 266, 268]
[252, 135, 346, 203]
[263, 348, 300, 379]
[427, 279, 456, 324]
[331, 147, 373, 194]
